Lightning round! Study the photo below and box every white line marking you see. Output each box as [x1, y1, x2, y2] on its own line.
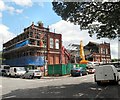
[0, 85, 2, 88]
[4, 95, 16, 98]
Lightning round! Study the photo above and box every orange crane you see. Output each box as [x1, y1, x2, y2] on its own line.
[79, 40, 89, 64]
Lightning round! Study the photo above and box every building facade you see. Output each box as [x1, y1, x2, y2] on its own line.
[3, 22, 69, 69]
[84, 41, 111, 63]
[67, 41, 111, 64]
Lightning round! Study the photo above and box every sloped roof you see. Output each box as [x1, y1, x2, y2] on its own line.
[85, 41, 99, 47]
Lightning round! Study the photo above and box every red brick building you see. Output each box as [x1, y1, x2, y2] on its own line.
[3, 22, 69, 70]
[84, 41, 111, 63]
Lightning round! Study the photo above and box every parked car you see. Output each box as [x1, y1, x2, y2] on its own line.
[0, 65, 10, 76]
[87, 68, 96, 74]
[71, 67, 88, 77]
[0, 69, 7, 76]
[21, 69, 42, 79]
[87, 62, 99, 68]
[94, 65, 119, 85]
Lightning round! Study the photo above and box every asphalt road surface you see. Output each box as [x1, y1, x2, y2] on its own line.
[0, 74, 120, 99]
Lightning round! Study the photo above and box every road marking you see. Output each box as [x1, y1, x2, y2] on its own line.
[4, 95, 16, 98]
[24, 79, 61, 83]
[0, 85, 2, 88]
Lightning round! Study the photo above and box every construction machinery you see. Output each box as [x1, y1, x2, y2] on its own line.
[79, 40, 89, 64]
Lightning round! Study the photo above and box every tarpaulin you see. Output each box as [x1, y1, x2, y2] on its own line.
[3, 56, 45, 67]
[15, 40, 29, 48]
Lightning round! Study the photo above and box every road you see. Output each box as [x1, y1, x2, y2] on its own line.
[0, 74, 120, 99]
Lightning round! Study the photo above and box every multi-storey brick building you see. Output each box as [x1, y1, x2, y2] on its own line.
[3, 22, 69, 70]
[67, 41, 111, 63]
[84, 41, 111, 63]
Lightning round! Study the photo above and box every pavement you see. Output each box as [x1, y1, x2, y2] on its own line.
[41, 74, 71, 79]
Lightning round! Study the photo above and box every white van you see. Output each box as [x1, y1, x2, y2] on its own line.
[94, 65, 119, 85]
[9, 67, 26, 77]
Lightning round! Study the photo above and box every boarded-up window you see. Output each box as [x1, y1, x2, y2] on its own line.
[55, 56, 59, 64]
[50, 56, 54, 64]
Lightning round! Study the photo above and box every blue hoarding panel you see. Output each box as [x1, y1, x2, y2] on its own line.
[3, 56, 44, 66]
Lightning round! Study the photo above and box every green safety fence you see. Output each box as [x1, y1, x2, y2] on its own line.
[48, 63, 87, 76]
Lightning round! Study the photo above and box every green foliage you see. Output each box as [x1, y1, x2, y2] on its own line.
[52, 2, 120, 39]
[111, 58, 119, 62]
[0, 51, 2, 58]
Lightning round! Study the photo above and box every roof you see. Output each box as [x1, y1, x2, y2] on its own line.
[85, 41, 99, 47]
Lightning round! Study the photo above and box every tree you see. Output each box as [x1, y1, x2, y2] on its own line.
[52, 1, 120, 39]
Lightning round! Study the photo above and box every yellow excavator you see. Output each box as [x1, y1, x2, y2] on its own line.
[79, 40, 89, 64]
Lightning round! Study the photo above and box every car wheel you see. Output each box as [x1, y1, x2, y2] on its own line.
[71, 74, 74, 77]
[21, 75, 25, 79]
[86, 72, 88, 75]
[29, 75, 33, 79]
[38, 76, 41, 79]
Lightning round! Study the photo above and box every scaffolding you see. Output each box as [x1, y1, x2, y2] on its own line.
[3, 23, 48, 67]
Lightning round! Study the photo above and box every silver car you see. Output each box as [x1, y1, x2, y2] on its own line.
[21, 70, 42, 79]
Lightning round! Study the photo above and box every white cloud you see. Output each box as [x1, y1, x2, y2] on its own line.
[0, 24, 15, 50]
[5, 6, 23, 14]
[50, 20, 118, 59]
[0, 0, 23, 17]
[0, 0, 5, 11]
[6, 6, 15, 14]
[12, 0, 32, 7]
[15, 9, 23, 14]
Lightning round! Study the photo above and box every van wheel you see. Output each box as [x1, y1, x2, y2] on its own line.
[97, 81, 101, 85]
[114, 81, 118, 85]
[14, 74, 17, 78]
[9, 74, 11, 77]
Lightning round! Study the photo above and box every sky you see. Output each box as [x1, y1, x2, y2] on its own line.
[0, 0, 119, 59]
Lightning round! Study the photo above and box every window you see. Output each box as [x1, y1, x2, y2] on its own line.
[55, 39, 59, 49]
[36, 33, 40, 39]
[106, 48, 108, 54]
[101, 48, 105, 54]
[50, 38, 54, 48]
[29, 32, 33, 37]
[37, 40, 40, 46]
